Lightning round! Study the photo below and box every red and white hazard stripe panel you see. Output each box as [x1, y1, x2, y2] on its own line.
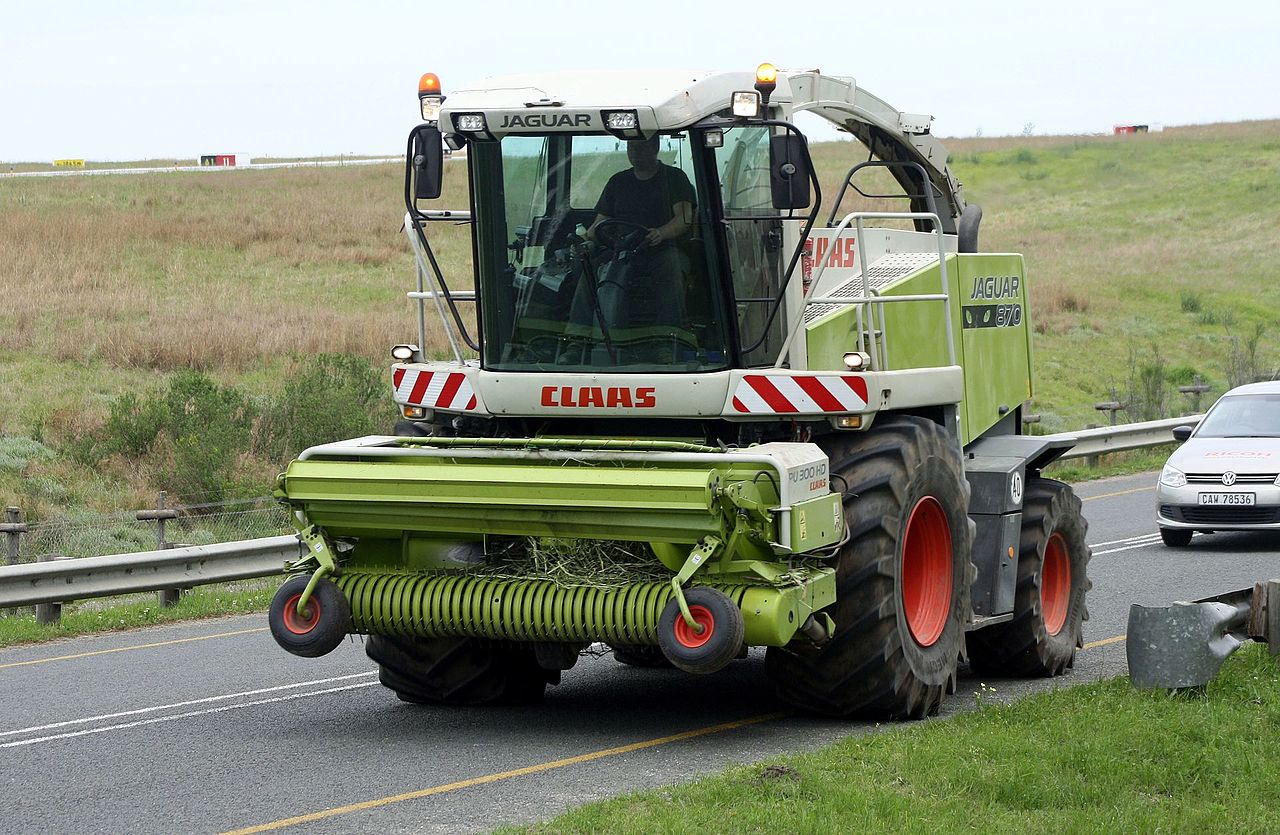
[393, 368, 477, 411]
[731, 375, 869, 415]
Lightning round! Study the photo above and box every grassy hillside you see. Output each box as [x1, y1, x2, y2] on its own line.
[1, 120, 1277, 514]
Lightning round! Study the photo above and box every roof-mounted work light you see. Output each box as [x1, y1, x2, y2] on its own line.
[602, 109, 643, 139]
[731, 91, 761, 118]
[418, 73, 444, 123]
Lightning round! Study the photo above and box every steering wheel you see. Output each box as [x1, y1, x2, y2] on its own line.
[591, 219, 650, 252]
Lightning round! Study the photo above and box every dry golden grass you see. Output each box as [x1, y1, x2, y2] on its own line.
[0, 164, 474, 415]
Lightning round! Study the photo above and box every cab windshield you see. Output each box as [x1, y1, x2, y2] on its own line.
[470, 133, 734, 372]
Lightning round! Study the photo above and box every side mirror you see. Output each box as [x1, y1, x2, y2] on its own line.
[410, 124, 444, 201]
[1172, 424, 1195, 443]
[769, 133, 812, 210]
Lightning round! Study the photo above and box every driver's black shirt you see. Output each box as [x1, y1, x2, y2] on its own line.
[594, 164, 695, 229]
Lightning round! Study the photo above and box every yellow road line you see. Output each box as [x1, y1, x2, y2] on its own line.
[1083, 634, 1126, 649]
[0, 627, 268, 670]
[1082, 485, 1152, 502]
[221, 711, 788, 834]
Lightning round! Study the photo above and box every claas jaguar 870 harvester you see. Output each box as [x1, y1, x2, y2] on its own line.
[266, 64, 1091, 718]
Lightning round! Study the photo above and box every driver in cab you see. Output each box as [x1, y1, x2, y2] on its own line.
[587, 135, 694, 248]
[569, 135, 694, 333]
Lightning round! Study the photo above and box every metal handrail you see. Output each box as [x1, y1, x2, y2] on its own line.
[773, 211, 954, 370]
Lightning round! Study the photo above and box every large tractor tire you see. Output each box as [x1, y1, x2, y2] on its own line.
[966, 477, 1090, 676]
[766, 416, 975, 719]
[366, 635, 556, 706]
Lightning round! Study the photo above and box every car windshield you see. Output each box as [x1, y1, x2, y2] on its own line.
[469, 133, 734, 373]
[1196, 393, 1280, 437]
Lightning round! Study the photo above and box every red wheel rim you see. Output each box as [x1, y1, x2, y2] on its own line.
[901, 496, 953, 647]
[673, 605, 715, 649]
[282, 593, 321, 635]
[1041, 532, 1072, 636]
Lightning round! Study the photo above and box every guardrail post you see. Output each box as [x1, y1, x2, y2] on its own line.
[2, 506, 25, 566]
[138, 492, 181, 607]
[2, 506, 28, 616]
[34, 554, 70, 625]
[1178, 374, 1211, 415]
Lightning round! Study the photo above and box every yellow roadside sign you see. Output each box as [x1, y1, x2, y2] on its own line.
[53, 159, 85, 168]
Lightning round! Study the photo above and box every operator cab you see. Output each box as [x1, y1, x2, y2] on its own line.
[408, 66, 818, 375]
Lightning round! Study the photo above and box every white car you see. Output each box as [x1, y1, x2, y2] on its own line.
[1156, 380, 1280, 546]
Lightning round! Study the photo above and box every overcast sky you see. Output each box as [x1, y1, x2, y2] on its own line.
[3, 0, 1277, 161]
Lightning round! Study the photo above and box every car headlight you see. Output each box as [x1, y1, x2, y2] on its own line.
[1160, 465, 1187, 488]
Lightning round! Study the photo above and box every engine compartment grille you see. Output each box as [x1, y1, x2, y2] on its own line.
[804, 252, 938, 324]
[1185, 473, 1278, 484]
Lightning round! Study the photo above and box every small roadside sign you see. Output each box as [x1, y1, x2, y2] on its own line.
[53, 159, 86, 168]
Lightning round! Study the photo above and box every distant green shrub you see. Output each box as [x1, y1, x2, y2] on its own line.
[1165, 365, 1201, 386]
[73, 370, 257, 502]
[255, 353, 389, 463]
[1020, 170, 1049, 181]
[1197, 309, 1220, 326]
[1226, 323, 1274, 387]
[1180, 291, 1202, 313]
[1011, 149, 1037, 165]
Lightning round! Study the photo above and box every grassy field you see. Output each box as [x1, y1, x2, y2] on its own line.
[1, 121, 1277, 516]
[511, 643, 1280, 834]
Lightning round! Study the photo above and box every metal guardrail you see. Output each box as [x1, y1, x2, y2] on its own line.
[1128, 580, 1280, 690]
[1047, 415, 1202, 460]
[0, 536, 301, 609]
[0, 414, 1204, 612]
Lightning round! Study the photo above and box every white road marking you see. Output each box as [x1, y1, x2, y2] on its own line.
[2, 680, 379, 749]
[1092, 535, 1165, 555]
[1091, 533, 1163, 547]
[0, 672, 376, 740]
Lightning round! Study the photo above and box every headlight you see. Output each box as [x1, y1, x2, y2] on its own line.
[1160, 465, 1187, 488]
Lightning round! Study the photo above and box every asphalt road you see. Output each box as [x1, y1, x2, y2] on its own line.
[3, 471, 1276, 834]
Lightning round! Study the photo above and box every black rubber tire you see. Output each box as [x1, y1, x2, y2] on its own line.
[656, 587, 745, 674]
[268, 574, 351, 658]
[966, 478, 1092, 677]
[766, 416, 974, 719]
[610, 645, 673, 668]
[1160, 527, 1193, 547]
[365, 634, 556, 706]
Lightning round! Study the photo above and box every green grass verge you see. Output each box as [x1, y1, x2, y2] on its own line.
[0, 582, 274, 649]
[512, 643, 1280, 833]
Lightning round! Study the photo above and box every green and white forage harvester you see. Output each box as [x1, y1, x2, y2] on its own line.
[268, 64, 1092, 718]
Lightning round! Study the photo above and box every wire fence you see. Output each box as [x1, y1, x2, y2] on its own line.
[7, 495, 287, 565]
